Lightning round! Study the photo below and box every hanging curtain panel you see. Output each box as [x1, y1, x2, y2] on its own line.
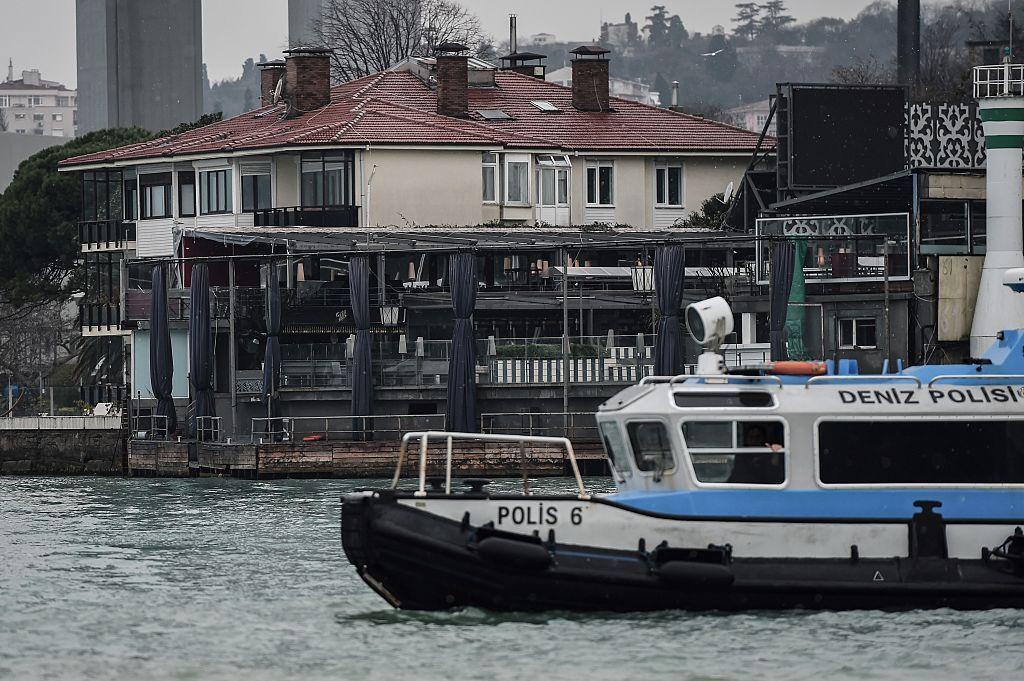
[653, 245, 685, 376]
[446, 252, 478, 432]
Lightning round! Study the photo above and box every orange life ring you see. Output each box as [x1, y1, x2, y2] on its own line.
[768, 361, 827, 376]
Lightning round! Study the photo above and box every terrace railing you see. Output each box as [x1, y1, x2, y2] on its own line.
[79, 219, 135, 250]
[252, 205, 359, 228]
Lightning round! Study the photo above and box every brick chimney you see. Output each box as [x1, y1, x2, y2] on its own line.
[570, 45, 611, 112]
[283, 47, 332, 113]
[257, 59, 286, 107]
[435, 42, 469, 118]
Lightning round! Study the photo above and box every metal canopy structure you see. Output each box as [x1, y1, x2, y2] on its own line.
[179, 225, 749, 260]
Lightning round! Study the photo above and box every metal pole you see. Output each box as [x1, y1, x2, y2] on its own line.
[560, 247, 569, 432]
[229, 259, 237, 438]
[883, 239, 891, 371]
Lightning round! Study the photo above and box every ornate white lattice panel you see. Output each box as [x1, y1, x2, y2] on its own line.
[905, 102, 985, 169]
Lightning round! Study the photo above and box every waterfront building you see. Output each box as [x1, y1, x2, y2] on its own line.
[0, 63, 78, 138]
[721, 99, 775, 137]
[60, 44, 763, 436]
[75, 0, 203, 134]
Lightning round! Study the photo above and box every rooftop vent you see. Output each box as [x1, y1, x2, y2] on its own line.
[530, 100, 558, 112]
[477, 109, 512, 120]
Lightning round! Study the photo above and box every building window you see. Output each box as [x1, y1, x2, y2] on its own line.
[28, 96, 42, 106]
[52, 113, 63, 122]
[838, 317, 877, 349]
[0, 96, 7, 107]
[56, 96, 70, 107]
[301, 152, 354, 208]
[241, 173, 272, 211]
[681, 420, 786, 485]
[481, 152, 497, 203]
[15, 129, 25, 134]
[655, 163, 683, 206]
[178, 171, 196, 217]
[52, 128, 64, 137]
[139, 172, 172, 219]
[14, 113, 25, 120]
[32, 128, 43, 135]
[818, 419, 1024, 484]
[505, 154, 529, 204]
[586, 161, 614, 206]
[199, 168, 232, 214]
[123, 178, 138, 221]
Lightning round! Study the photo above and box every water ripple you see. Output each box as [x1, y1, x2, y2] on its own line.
[1, 476, 1022, 681]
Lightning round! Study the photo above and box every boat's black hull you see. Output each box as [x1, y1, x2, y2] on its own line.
[341, 492, 1024, 612]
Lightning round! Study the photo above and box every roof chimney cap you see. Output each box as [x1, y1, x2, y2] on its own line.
[499, 51, 546, 63]
[283, 46, 332, 56]
[570, 45, 610, 59]
[257, 58, 286, 68]
[435, 42, 469, 55]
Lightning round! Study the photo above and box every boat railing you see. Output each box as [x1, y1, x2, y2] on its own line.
[640, 374, 785, 387]
[926, 374, 1024, 388]
[804, 375, 923, 389]
[391, 430, 589, 499]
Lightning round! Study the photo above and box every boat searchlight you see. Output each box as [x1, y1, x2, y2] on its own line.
[685, 296, 734, 375]
[1003, 267, 1024, 293]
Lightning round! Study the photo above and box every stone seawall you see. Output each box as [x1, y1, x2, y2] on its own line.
[0, 429, 126, 474]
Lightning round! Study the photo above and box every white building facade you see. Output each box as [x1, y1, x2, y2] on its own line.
[0, 63, 78, 138]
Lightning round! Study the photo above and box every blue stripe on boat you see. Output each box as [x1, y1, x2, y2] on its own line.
[608, 489, 1024, 520]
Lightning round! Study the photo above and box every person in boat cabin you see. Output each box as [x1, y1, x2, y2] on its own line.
[728, 424, 785, 485]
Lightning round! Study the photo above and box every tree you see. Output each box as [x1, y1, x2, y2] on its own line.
[0, 128, 152, 312]
[732, 2, 761, 41]
[315, 0, 488, 82]
[667, 16, 689, 48]
[760, 1, 795, 34]
[645, 5, 671, 48]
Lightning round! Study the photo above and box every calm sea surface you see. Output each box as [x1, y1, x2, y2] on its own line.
[2, 475, 1023, 681]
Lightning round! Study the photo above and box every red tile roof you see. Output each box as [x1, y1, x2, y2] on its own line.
[61, 70, 764, 167]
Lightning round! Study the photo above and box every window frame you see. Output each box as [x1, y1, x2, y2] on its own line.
[241, 173, 273, 212]
[177, 171, 196, 218]
[481, 152, 498, 203]
[813, 415, 1024, 489]
[599, 420, 634, 481]
[300, 151, 355, 209]
[138, 172, 172, 220]
[199, 168, 233, 215]
[654, 161, 684, 207]
[679, 416, 789, 488]
[504, 153, 530, 205]
[586, 160, 614, 207]
[624, 418, 677, 479]
[838, 317, 877, 349]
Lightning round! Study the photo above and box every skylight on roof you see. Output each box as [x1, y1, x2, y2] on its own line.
[530, 100, 559, 112]
[477, 109, 512, 120]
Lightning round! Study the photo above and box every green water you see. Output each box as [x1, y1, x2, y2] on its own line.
[1, 476, 1022, 681]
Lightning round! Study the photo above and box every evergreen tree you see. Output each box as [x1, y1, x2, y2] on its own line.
[732, 2, 761, 41]
[645, 5, 670, 48]
[760, 1, 796, 34]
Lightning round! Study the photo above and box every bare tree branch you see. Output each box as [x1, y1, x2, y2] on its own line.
[315, 0, 489, 82]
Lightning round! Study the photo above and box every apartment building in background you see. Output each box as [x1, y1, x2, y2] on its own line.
[0, 61, 78, 138]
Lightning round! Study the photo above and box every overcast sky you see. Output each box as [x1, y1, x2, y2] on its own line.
[3, 0, 898, 88]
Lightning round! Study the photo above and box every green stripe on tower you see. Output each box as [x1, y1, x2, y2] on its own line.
[986, 134, 1024, 148]
[980, 108, 1024, 122]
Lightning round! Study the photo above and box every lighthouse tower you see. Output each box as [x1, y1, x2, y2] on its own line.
[971, 60, 1024, 355]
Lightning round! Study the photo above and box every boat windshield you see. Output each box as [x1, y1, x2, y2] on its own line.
[681, 420, 786, 485]
[599, 421, 632, 479]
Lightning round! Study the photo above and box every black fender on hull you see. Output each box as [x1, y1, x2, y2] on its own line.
[340, 492, 1024, 612]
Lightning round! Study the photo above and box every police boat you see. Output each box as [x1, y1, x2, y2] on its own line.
[341, 283, 1024, 612]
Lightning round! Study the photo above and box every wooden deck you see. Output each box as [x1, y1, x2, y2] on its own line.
[128, 438, 607, 479]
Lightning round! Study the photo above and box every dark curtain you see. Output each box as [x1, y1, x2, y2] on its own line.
[446, 252, 478, 432]
[263, 265, 282, 434]
[769, 241, 795, 361]
[349, 256, 373, 417]
[150, 265, 177, 436]
[653, 245, 685, 376]
[188, 264, 216, 436]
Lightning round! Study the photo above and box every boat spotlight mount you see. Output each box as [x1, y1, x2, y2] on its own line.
[685, 296, 734, 375]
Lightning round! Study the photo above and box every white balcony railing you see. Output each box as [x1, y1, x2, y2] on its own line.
[974, 63, 1024, 99]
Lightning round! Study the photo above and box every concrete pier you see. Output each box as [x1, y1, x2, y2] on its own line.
[0, 416, 125, 474]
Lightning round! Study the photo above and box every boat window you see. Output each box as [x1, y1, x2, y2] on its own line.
[681, 420, 786, 485]
[673, 392, 775, 408]
[626, 422, 675, 475]
[818, 419, 1024, 484]
[599, 421, 632, 478]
